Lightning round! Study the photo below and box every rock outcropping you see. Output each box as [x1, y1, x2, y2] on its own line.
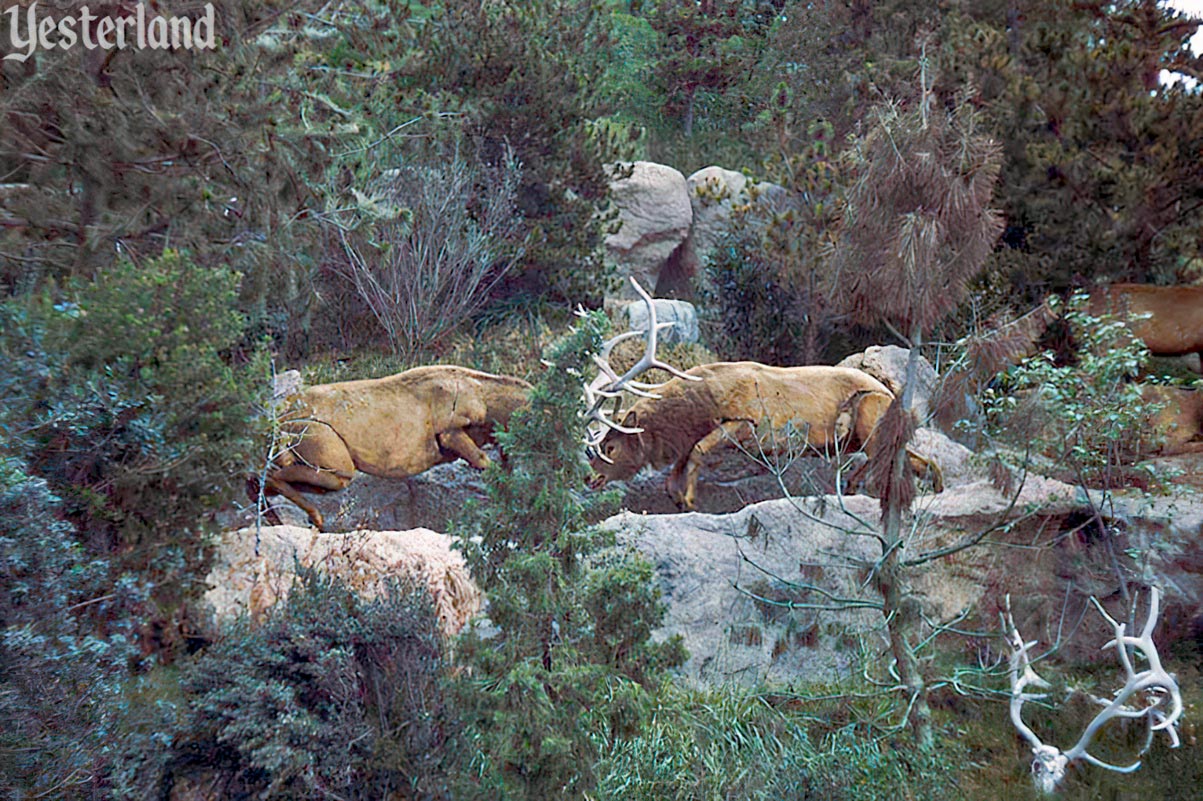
[202, 525, 482, 638]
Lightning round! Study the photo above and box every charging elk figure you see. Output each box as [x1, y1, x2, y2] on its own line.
[584, 281, 943, 510]
[261, 366, 531, 530]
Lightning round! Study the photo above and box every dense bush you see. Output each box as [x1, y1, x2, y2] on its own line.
[328, 151, 526, 358]
[120, 571, 451, 800]
[983, 293, 1166, 488]
[451, 312, 685, 800]
[0, 460, 140, 799]
[701, 229, 820, 365]
[0, 250, 267, 646]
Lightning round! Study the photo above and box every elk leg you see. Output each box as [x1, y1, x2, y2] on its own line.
[850, 391, 943, 493]
[261, 475, 328, 531]
[666, 420, 752, 511]
[437, 428, 493, 470]
[265, 427, 356, 530]
[265, 463, 354, 531]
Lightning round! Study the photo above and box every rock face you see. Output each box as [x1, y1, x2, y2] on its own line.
[604, 161, 693, 298]
[684, 167, 787, 261]
[601, 471, 1203, 686]
[600, 474, 1091, 686]
[837, 345, 939, 423]
[678, 166, 792, 294]
[202, 525, 482, 638]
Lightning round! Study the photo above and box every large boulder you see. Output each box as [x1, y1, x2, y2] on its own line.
[600, 474, 1091, 686]
[837, 345, 939, 423]
[602, 471, 1203, 687]
[604, 161, 693, 299]
[202, 525, 482, 638]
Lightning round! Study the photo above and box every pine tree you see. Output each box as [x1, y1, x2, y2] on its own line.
[415, 0, 625, 303]
[451, 312, 684, 800]
[832, 81, 1004, 748]
[942, 0, 1203, 290]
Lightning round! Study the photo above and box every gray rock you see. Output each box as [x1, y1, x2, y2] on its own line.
[603, 161, 693, 299]
[837, 345, 939, 423]
[622, 297, 700, 346]
[681, 166, 792, 285]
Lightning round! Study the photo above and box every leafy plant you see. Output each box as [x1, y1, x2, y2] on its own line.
[0, 250, 267, 650]
[0, 459, 140, 799]
[701, 228, 816, 365]
[984, 293, 1166, 488]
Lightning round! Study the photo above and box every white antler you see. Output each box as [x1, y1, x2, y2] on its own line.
[1006, 588, 1182, 794]
[581, 277, 699, 453]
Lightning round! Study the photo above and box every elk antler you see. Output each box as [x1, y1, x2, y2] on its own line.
[582, 277, 699, 455]
[1006, 588, 1182, 794]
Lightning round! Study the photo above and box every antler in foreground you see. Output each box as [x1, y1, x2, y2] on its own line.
[581, 277, 699, 457]
[1006, 588, 1182, 794]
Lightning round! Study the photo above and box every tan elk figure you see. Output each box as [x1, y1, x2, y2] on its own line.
[259, 366, 531, 530]
[1090, 283, 1203, 368]
[584, 281, 944, 510]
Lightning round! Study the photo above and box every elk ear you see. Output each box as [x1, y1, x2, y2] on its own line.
[622, 410, 639, 429]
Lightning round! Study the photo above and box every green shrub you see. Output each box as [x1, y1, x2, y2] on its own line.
[0, 250, 268, 646]
[0, 459, 139, 799]
[124, 571, 451, 800]
[701, 229, 821, 366]
[983, 292, 1167, 488]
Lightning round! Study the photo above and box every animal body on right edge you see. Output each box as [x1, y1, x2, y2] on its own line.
[587, 361, 944, 510]
[1089, 283, 1203, 366]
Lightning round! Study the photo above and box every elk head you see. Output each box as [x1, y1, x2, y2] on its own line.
[582, 277, 697, 487]
[1006, 587, 1182, 794]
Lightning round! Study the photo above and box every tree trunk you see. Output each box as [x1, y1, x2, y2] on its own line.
[878, 328, 934, 749]
[683, 87, 695, 138]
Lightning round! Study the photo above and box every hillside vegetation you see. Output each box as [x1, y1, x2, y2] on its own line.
[2, 1, 1201, 798]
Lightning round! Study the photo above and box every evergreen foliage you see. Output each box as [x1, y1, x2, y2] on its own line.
[415, 0, 627, 303]
[122, 571, 450, 800]
[452, 312, 685, 799]
[0, 0, 325, 347]
[0, 250, 266, 645]
[943, 0, 1203, 291]
[1, 0, 1202, 792]
[647, 0, 767, 138]
[0, 460, 139, 799]
[702, 229, 814, 365]
[829, 86, 1005, 748]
